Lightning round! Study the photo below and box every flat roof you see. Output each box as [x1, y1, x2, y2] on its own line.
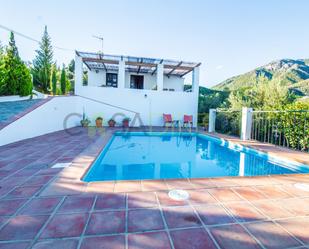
[76, 51, 201, 77]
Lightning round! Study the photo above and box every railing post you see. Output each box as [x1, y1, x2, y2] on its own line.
[208, 109, 216, 132]
[241, 107, 253, 140]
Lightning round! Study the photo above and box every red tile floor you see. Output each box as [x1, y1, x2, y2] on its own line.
[0, 127, 309, 248]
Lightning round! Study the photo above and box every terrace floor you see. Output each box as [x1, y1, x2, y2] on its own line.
[0, 127, 309, 249]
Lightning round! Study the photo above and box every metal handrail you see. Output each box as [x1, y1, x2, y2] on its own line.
[216, 109, 242, 113]
[253, 110, 309, 113]
[251, 110, 308, 152]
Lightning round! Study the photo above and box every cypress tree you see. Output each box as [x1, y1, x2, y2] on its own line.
[32, 26, 53, 93]
[51, 66, 57, 95]
[60, 65, 66, 94]
[67, 59, 75, 91]
[8, 32, 19, 58]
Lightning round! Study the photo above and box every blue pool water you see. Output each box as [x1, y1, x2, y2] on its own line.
[83, 132, 309, 182]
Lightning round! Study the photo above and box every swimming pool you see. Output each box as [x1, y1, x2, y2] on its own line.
[83, 132, 309, 182]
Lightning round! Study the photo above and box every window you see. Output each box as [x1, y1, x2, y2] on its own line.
[106, 73, 118, 88]
[130, 75, 144, 89]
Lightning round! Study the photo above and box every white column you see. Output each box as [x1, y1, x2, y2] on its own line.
[118, 60, 125, 89]
[241, 107, 253, 140]
[192, 67, 200, 128]
[208, 109, 216, 132]
[156, 64, 164, 91]
[192, 67, 200, 93]
[74, 53, 83, 95]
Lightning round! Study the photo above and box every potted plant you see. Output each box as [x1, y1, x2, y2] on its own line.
[80, 112, 91, 127]
[95, 117, 103, 128]
[122, 117, 131, 128]
[108, 118, 116, 127]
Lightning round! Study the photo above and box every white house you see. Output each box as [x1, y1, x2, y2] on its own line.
[75, 51, 201, 127]
[0, 51, 201, 146]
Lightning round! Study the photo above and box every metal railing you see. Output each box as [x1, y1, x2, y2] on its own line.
[251, 110, 309, 152]
[215, 109, 242, 137]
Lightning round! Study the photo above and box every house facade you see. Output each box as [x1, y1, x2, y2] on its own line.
[75, 51, 201, 127]
[0, 51, 201, 146]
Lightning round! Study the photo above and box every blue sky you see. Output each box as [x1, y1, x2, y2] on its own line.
[1, 0, 309, 87]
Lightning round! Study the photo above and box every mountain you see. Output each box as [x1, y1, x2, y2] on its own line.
[213, 59, 309, 95]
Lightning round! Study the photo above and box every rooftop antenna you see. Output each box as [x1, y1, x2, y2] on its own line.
[92, 35, 104, 55]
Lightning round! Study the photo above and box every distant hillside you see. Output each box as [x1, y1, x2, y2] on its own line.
[289, 79, 309, 95]
[213, 59, 309, 96]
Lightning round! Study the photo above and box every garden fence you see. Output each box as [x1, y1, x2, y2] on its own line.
[251, 110, 309, 152]
[210, 108, 309, 152]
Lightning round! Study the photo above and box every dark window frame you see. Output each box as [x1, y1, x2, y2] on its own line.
[130, 75, 144, 89]
[106, 73, 118, 88]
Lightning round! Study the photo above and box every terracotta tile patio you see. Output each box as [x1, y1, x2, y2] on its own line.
[0, 127, 308, 248]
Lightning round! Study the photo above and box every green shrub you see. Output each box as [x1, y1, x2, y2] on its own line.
[0, 32, 32, 96]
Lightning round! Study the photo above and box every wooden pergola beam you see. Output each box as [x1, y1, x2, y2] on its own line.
[82, 58, 119, 65]
[83, 61, 91, 71]
[180, 68, 193, 77]
[167, 61, 182, 77]
[82, 57, 197, 73]
[99, 54, 108, 72]
[136, 58, 143, 74]
[180, 63, 201, 77]
[151, 59, 164, 75]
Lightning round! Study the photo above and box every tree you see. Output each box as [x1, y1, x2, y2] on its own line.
[51, 65, 57, 95]
[60, 64, 66, 94]
[17, 63, 33, 96]
[8, 32, 19, 58]
[0, 32, 32, 96]
[228, 79, 295, 110]
[32, 26, 53, 93]
[0, 41, 4, 59]
[0, 41, 4, 71]
[67, 59, 74, 91]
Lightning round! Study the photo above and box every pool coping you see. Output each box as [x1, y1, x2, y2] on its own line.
[39, 127, 309, 196]
[203, 131, 309, 166]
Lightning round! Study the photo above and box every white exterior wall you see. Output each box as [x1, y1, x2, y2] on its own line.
[0, 91, 47, 102]
[0, 89, 198, 146]
[0, 95, 32, 102]
[0, 97, 80, 146]
[87, 70, 106, 87]
[87, 70, 184, 91]
[76, 86, 197, 127]
[163, 75, 184, 91]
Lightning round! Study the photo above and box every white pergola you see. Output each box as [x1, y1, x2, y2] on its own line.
[75, 51, 201, 92]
